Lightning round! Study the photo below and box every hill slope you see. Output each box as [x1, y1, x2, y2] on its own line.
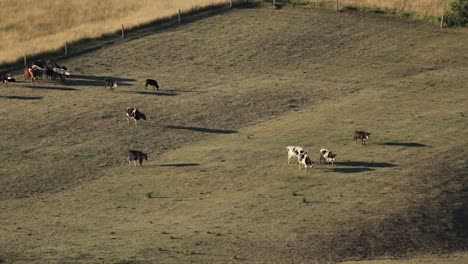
[0, 5, 467, 263]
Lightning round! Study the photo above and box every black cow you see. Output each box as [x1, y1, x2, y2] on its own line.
[105, 79, 118, 89]
[128, 150, 148, 167]
[145, 79, 159, 90]
[126, 107, 146, 125]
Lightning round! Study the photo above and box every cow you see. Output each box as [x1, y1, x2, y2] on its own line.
[145, 79, 159, 90]
[128, 150, 148, 167]
[31, 60, 47, 69]
[53, 67, 70, 77]
[23, 67, 40, 82]
[298, 152, 313, 173]
[1, 74, 15, 86]
[286, 146, 305, 164]
[104, 79, 118, 89]
[31, 65, 45, 80]
[319, 148, 337, 166]
[126, 107, 146, 125]
[354, 130, 371, 144]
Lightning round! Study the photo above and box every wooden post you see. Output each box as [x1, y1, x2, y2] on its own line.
[178, 9, 181, 24]
[440, 15, 444, 28]
[336, 0, 339, 12]
[23, 54, 27, 67]
[64, 42, 68, 55]
[273, 0, 276, 6]
[121, 24, 125, 39]
[229, 0, 232, 8]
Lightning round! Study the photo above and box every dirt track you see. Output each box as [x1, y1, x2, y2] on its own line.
[0, 5, 467, 263]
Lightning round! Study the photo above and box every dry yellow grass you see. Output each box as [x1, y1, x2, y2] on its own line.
[0, 0, 229, 64]
[309, 0, 450, 16]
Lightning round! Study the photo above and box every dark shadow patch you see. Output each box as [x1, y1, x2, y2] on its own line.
[381, 142, 428, 147]
[65, 79, 133, 87]
[160, 163, 200, 167]
[23, 85, 79, 91]
[335, 161, 397, 168]
[136, 91, 178, 96]
[0, 95, 43, 100]
[164, 125, 238, 134]
[71, 74, 136, 82]
[331, 167, 375, 173]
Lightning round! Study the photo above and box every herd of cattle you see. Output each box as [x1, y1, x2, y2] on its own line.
[287, 130, 371, 173]
[2, 60, 372, 171]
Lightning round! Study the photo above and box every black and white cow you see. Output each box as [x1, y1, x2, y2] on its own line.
[286, 146, 305, 164]
[1, 73, 15, 86]
[298, 152, 313, 173]
[128, 150, 148, 167]
[354, 130, 371, 145]
[105, 79, 118, 89]
[126, 107, 146, 125]
[145, 79, 159, 90]
[319, 148, 337, 166]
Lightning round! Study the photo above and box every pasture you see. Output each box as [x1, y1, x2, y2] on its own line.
[1, 5, 467, 263]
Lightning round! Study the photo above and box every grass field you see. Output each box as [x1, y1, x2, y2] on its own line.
[1, 4, 467, 263]
[0, 0, 454, 65]
[308, 0, 450, 16]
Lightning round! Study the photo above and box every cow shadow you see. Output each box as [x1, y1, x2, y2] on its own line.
[381, 142, 428, 147]
[65, 78, 133, 87]
[0, 95, 43, 100]
[159, 163, 200, 167]
[330, 167, 375, 173]
[23, 85, 79, 91]
[119, 90, 178, 96]
[334, 161, 398, 168]
[71, 74, 136, 82]
[164, 125, 238, 134]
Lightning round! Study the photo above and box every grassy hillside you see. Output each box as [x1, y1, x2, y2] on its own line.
[0, 0, 229, 64]
[1, 4, 467, 263]
[304, 0, 450, 16]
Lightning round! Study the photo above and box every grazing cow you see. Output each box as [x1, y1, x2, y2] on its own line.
[298, 152, 313, 173]
[145, 79, 159, 90]
[104, 79, 118, 89]
[31, 65, 45, 80]
[286, 146, 305, 164]
[23, 67, 39, 82]
[126, 107, 146, 125]
[319, 148, 337, 166]
[1, 74, 15, 86]
[354, 130, 371, 144]
[128, 150, 148, 167]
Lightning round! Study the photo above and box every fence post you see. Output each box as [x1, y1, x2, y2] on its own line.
[229, 0, 232, 8]
[273, 0, 276, 6]
[64, 42, 68, 55]
[336, 0, 339, 12]
[121, 24, 125, 39]
[178, 9, 181, 24]
[440, 15, 444, 28]
[23, 54, 27, 67]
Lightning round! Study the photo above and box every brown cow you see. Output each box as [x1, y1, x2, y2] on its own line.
[23, 67, 39, 82]
[354, 130, 371, 144]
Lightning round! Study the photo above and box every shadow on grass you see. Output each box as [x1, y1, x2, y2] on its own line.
[65, 78, 133, 87]
[71, 74, 136, 82]
[164, 125, 238, 134]
[331, 167, 375, 173]
[335, 161, 398, 168]
[0, 95, 43, 100]
[160, 163, 200, 167]
[381, 142, 428, 147]
[118, 90, 178, 96]
[23, 85, 79, 91]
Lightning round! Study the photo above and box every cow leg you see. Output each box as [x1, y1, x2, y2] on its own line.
[139, 159, 143, 167]
[129, 160, 132, 167]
